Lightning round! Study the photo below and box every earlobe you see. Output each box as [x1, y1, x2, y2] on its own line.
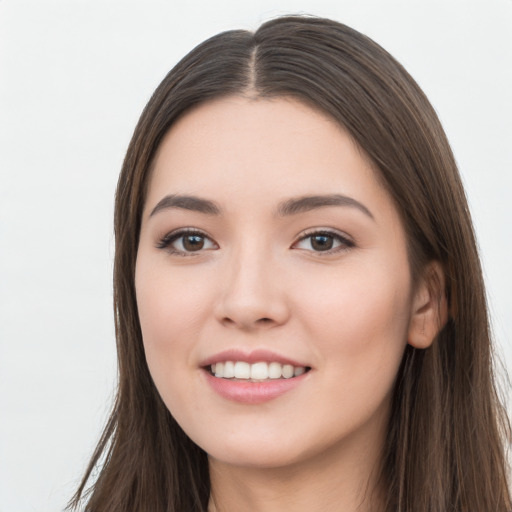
[408, 261, 449, 349]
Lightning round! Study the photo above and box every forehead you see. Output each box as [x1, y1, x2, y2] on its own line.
[146, 96, 393, 220]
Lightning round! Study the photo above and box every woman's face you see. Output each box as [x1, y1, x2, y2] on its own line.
[135, 96, 415, 470]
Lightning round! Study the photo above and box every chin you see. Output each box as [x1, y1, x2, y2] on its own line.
[206, 442, 308, 470]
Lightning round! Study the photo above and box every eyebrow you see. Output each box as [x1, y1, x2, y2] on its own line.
[149, 194, 221, 217]
[149, 193, 374, 220]
[276, 194, 374, 219]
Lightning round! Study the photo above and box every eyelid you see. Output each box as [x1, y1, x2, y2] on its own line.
[292, 228, 355, 253]
[156, 227, 218, 255]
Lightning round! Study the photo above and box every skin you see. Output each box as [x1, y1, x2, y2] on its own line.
[135, 96, 445, 512]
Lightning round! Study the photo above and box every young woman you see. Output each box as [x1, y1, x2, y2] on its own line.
[69, 15, 511, 512]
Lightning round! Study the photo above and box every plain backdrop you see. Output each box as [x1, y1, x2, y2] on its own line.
[1, 1, 511, 510]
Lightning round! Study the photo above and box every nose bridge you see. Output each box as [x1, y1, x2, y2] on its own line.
[216, 235, 289, 328]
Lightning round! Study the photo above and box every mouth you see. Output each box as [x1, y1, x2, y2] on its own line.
[200, 349, 312, 402]
[206, 361, 312, 381]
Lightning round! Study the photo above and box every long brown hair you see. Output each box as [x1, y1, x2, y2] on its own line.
[68, 15, 511, 511]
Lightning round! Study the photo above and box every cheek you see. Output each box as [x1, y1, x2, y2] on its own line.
[287, 265, 411, 441]
[135, 256, 230, 422]
[136, 254, 212, 339]
[135, 257, 209, 386]
[294, 259, 411, 374]
[135, 268, 209, 429]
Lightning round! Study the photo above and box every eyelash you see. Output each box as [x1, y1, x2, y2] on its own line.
[293, 229, 355, 254]
[156, 228, 215, 256]
[156, 228, 355, 256]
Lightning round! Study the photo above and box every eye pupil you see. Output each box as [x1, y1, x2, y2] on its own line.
[311, 235, 333, 251]
[183, 235, 205, 251]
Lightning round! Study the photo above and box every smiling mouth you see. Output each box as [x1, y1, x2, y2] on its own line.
[207, 361, 311, 381]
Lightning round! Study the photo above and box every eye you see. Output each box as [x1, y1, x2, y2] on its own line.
[156, 229, 218, 255]
[293, 230, 354, 253]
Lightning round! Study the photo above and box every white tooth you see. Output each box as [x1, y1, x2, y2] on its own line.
[282, 364, 294, 379]
[234, 361, 251, 379]
[214, 362, 224, 378]
[294, 366, 305, 376]
[211, 363, 216, 373]
[223, 361, 235, 378]
[251, 362, 269, 380]
[268, 362, 283, 379]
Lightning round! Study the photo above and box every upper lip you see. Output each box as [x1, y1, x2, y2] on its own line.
[200, 349, 309, 368]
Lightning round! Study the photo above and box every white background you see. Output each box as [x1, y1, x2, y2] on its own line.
[1, 1, 511, 510]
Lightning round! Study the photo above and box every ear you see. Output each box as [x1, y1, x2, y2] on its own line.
[408, 261, 449, 349]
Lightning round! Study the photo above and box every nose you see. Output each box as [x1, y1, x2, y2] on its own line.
[214, 246, 290, 331]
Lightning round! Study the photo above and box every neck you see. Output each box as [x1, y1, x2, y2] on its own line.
[207, 430, 386, 512]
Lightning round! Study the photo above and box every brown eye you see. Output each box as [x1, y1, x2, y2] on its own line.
[293, 230, 354, 254]
[310, 235, 334, 251]
[182, 234, 205, 251]
[157, 230, 217, 254]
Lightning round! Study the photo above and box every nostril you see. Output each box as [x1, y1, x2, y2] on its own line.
[221, 316, 274, 329]
[220, 315, 286, 330]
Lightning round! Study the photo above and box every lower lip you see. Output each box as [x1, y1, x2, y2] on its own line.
[203, 370, 309, 404]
